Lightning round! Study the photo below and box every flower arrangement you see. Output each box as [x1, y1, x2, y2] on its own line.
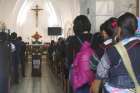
[32, 32, 42, 44]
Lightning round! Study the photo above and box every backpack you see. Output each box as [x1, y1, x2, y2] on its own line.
[70, 37, 96, 91]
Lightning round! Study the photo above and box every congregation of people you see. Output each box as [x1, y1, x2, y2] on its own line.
[0, 31, 26, 93]
[0, 12, 140, 93]
[47, 12, 140, 93]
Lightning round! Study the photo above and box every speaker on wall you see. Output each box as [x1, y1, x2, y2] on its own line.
[48, 27, 62, 36]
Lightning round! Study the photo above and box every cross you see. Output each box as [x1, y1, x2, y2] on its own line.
[31, 5, 43, 27]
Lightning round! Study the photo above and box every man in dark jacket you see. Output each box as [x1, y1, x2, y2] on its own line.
[0, 32, 11, 93]
[11, 32, 20, 84]
[17, 36, 26, 77]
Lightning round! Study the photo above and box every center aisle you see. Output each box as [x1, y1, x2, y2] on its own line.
[11, 62, 64, 93]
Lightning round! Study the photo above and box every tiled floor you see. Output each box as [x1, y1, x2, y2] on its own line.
[11, 61, 64, 93]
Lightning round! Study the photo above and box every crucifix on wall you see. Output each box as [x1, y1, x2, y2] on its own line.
[31, 5, 43, 28]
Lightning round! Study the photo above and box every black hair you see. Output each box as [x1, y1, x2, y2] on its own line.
[50, 40, 55, 45]
[73, 15, 91, 35]
[101, 17, 118, 37]
[118, 12, 138, 35]
[91, 32, 104, 49]
[58, 37, 63, 41]
[17, 36, 22, 41]
[11, 32, 17, 40]
[100, 22, 106, 32]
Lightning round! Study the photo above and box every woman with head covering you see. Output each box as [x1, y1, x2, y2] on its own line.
[0, 32, 11, 93]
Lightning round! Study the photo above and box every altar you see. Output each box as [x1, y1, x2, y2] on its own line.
[30, 42, 43, 76]
[30, 31, 43, 76]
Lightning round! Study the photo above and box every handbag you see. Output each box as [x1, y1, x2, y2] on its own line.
[114, 42, 140, 93]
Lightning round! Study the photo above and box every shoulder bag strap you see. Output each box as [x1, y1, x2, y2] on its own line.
[76, 36, 83, 44]
[114, 42, 140, 93]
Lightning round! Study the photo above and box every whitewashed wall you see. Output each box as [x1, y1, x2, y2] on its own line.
[114, 0, 136, 17]
[80, 0, 136, 32]
[139, 0, 140, 16]
[80, 0, 96, 33]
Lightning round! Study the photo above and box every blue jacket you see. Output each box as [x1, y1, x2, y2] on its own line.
[97, 37, 140, 88]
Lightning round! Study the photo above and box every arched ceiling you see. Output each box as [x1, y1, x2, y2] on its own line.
[0, 0, 80, 42]
[0, 0, 80, 27]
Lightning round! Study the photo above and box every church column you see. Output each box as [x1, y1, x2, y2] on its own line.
[79, 0, 96, 32]
[138, 0, 139, 16]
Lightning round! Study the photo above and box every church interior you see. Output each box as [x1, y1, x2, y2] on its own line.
[0, 0, 140, 93]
